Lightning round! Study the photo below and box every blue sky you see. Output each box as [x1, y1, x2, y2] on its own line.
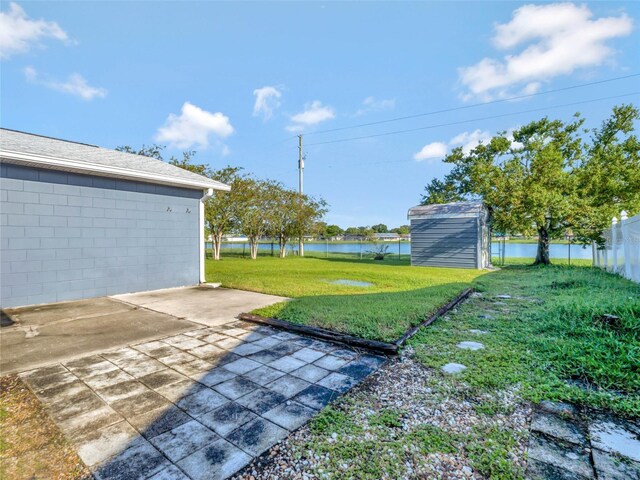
[2, 1, 639, 229]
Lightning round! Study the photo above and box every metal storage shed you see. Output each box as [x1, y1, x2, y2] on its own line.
[407, 201, 490, 269]
[0, 128, 230, 308]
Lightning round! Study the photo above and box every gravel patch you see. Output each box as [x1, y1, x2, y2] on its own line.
[231, 350, 531, 479]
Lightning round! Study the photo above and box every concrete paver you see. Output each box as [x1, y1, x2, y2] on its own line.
[263, 401, 317, 431]
[199, 402, 258, 438]
[527, 434, 594, 479]
[266, 375, 311, 398]
[243, 365, 285, 386]
[588, 416, 640, 462]
[290, 364, 330, 383]
[317, 372, 359, 393]
[592, 448, 640, 480]
[177, 438, 252, 480]
[226, 418, 289, 457]
[15, 302, 386, 480]
[530, 410, 588, 446]
[525, 402, 640, 480]
[150, 420, 219, 463]
[313, 354, 350, 370]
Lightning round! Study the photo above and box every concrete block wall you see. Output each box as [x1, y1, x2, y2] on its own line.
[1, 163, 202, 308]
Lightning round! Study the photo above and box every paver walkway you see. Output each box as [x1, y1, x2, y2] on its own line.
[19, 319, 386, 480]
[526, 401, 640, 479]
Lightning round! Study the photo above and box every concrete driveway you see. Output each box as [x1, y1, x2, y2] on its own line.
[113, 286, 287, 327]
[1, 286, 286, 374]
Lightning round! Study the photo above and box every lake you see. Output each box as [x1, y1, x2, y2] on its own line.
[213, 241, 593, 260]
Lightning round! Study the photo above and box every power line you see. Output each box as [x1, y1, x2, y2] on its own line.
[305, 92, 640, 147]
[303, 73, 640, 137]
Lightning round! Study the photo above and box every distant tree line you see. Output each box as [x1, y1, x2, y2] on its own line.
[115, 145, 327, 260]
[317, 224, 410, 239]
[420, 104, 640, 265]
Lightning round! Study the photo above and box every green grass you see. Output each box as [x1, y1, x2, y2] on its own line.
[303, 404, 464, 480]
[206, 254, 484, 342]
[466, 425, 525, 480]
[411, 264, 640, 417]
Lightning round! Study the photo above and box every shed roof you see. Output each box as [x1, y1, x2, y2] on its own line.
[408, 201, 485, 218]
[0, 128, 230, 191]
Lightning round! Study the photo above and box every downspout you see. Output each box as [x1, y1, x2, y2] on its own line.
[199, 188, 214, 283]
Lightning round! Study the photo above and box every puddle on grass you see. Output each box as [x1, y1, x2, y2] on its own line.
[329, 279, 374, 287]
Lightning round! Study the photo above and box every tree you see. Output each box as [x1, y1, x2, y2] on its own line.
[574, 104, 640, 245]
[418, 104, 640, 265]
[168, 150, 210, 177]
[371, 223, 389, 233]
[421, 116, 584, 265]
[205, 167, 246, 260]
[239, 179, 277, 259]
[295, 193, 328, 250]
[392, 225, 410, 235]
[266, 184, 327, 258]
[312, 221, 328, 239]
[115, 144, 165, 160]
[115, 144, 210, 175]
[421, 178, 466, 205]
[325, 224, 344, 238]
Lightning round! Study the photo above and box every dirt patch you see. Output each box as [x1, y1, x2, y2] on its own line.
[0, 375, 90, 480]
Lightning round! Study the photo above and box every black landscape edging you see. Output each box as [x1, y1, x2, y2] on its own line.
[238, 287, 474, 356]
[393, 287, 474, 346]
[238, 312, 399, 355]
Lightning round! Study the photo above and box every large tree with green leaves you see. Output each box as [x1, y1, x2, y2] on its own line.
[573, 104, 640, 245]
[205, 166, 248, 260]
[325, 224, 344, 237]
[237, 178, 276, 260]
[421, 104, 640, 265]
[371, 223, 389, 233]
[266, 184, 327, 258]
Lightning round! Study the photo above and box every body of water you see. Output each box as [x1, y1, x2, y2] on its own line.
[211, 241, 593, 260]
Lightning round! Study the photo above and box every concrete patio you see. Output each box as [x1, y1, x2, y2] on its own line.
[16, 317, 386, 479]
[1, 286, 287, 373]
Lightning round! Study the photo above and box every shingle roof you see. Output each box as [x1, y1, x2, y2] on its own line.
[408, 201, 485, 217]
[0, 128, 229, 191]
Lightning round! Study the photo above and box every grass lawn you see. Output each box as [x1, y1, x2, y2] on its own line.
[263, 263, 638, 479]
[412, 263, 640, 417]
[206, 253, 484, 342]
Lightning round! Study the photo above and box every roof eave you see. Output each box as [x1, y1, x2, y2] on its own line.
[0, 149, 231, 192]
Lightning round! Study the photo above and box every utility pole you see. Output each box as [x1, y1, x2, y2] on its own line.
[298, 134, 304, 257]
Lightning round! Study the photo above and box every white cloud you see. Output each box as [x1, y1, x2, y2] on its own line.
[414, 129, 492, 161]
[155, 102, 234, 149]
[24, 66, 107, 100]
[506, 127, 525, 150]
[253, 86, 282, 120]
[355, 96, 396, 116]
[287, 100, 335, 131]
[0, 2, 69, 60]
[459, 3, 633, 100]
[450, 129, 492, 154]
[413, 142, 448, 162]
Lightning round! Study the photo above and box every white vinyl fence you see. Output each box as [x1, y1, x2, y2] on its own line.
[593, 211, 640, 283]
